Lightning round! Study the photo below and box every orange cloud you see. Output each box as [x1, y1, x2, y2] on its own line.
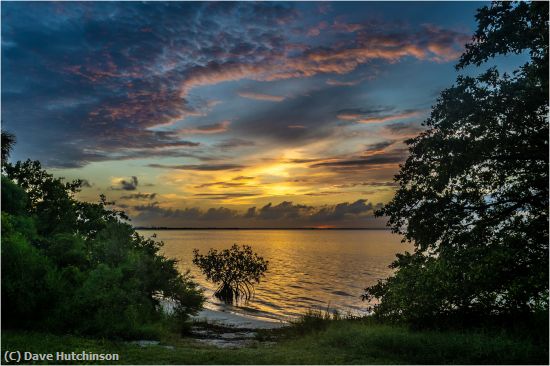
[356, 111, 423, 124]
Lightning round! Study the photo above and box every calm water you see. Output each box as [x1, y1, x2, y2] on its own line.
[139, 229, 411, 322]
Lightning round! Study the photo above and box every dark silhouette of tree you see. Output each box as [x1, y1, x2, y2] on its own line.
[363, 2, 548, 325]
[1, 129, 16, 166]
[193, 244, 268, 303]
[2, 138, 204, 337]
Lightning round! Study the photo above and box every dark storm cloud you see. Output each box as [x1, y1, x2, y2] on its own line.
[310, 149, 407, 169]
[129, 198, 384, 227]
[310, 199, 373, 221]
[256, 201, 314, 220]
[132, 202, 239, 221]
[111, 176, 138, 191]
[133, 202, 204, 219]
[202, 207, 239, 220]
[147, 163, 245, 171]
[120, 192, 157, 200]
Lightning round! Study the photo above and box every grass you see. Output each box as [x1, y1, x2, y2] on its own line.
[2, 316, 548, 365]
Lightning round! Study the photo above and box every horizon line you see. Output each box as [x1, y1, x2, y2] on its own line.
[134, 227, 391, 231]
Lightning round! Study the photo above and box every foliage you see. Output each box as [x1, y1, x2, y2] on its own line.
[364, 1, 549, 325]
[1, 129, 16, 165]
[193, 244, 268, 303]
[1, 156, 204, 338]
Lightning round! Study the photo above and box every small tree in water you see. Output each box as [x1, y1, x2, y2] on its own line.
[193, 244, 268, 303]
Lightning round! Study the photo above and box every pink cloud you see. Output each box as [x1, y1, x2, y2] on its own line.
[307, 21, 328, 37]
[178, 120, 231, 135]
[238, 91, 285, 102]
[357, 111, 423, 124]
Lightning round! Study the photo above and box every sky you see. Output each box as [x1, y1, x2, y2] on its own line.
[1, 1, 506, 228]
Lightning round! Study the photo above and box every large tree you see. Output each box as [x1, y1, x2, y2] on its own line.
[364, 2, 548, 325]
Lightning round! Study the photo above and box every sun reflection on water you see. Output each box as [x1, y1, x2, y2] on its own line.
[142, 229, 411, 322]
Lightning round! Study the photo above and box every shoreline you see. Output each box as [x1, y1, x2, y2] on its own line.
[191, 308, 287, 329]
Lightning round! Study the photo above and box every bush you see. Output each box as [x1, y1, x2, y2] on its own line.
[1, 213, 60, 328]
[1, 159, 204, 338]
[193, 244, 268, 303]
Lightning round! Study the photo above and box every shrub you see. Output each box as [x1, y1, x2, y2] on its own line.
[1, 159, 205, 338]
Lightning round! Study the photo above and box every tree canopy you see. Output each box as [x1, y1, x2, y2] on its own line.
[364, 1, 548, 325]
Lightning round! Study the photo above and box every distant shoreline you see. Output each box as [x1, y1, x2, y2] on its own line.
[134, 227, 390, 230]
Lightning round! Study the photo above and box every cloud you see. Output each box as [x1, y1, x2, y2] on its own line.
[256, 201, 314, 220]
[193, 193, 259, 199]
[311, 199, 373, 221]
[111, 176, 139, 191]
[238, 91, 285, 102]
[383, 121, 425, 136]
[356, 111, 423, 124]
[232, 176, 254, 180]
[120, 192, 157, 200]
[202, 207, 239, 220]
[326, 78, 362, 86]
[365, 140, 395, 152]
[310, 149, 407, 169]
[306, 21, 328, 37]
[333, 180, 397, 188]
[132, 202, 239, 222]
[337, 108, 424, 124]
[147, 163, 244, 171]
[175, 21, 469, 100]
[215, 138, 256, 150]
[129, 198, 384, 228]
[2, 2, 469, 168]
[332, 20, 364, 33]
[178, 120, 230, 135]
[194, 181, 247, 188]
[336, 107, 394, 121]
[80, 179, 94, 188]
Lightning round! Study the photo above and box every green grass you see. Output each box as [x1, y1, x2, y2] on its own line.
[2, 319, 548, 364]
